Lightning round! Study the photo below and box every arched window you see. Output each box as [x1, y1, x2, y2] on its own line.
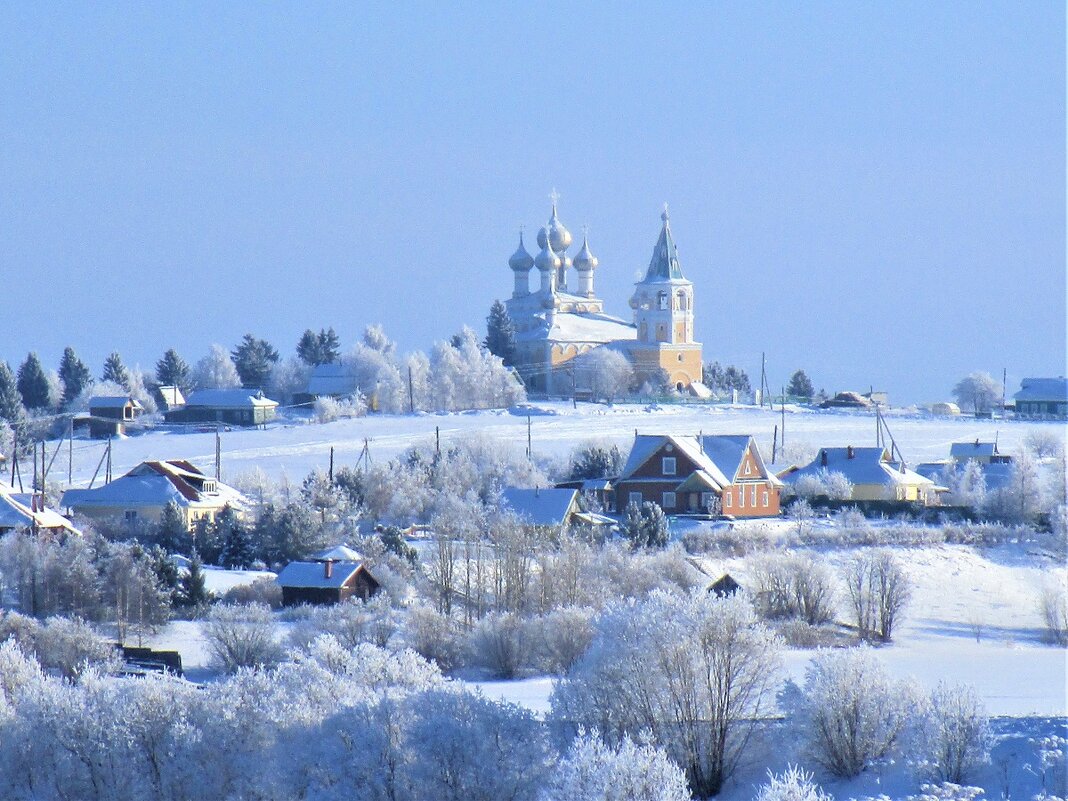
[658, 291, 668, 310]
[677, 291, 687, 311]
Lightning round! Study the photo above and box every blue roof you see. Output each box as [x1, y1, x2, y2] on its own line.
[950, 441, 998, 460]
[184, 389, 278, 409]
[641, 209, 686, 282]
[500, 488, 577, 527]
[275, 560, 365, 589]
[1014, 378, 1068, 402]
[782, 446, 933, 488]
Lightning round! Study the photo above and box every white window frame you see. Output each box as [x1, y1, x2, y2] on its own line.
[724, 492, 732, 508]
[751, 485, 758, 506]
[739, 487, 746, 508]
[762, 491, 769, 506]
[629, 491, 644, 507]
[662, 457, 677, 476]
[662, 492, 676, 509]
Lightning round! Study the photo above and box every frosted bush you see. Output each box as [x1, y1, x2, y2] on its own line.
[312, 392, 367, 423]
[754, 765, 834, 801]
[1038, 577, 1068, 646]
[917, 682, 991, 784]
[203, 603, 284, 673]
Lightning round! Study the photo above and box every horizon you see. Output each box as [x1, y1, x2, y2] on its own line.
[1, 3, 1064, 405]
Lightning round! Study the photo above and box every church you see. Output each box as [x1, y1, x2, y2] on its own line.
[503, 198, 704, 396]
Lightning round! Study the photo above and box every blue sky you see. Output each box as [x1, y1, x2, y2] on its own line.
[0, 2, 1063, 403]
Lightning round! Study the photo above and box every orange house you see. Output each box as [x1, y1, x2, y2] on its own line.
[615, 434, 782, 518]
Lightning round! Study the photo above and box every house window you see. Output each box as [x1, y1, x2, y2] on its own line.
[739, 487, 745, 508]
[724, 492, 732, 508]
[762, 491, 769, 506]
[658, 291, 668, 310]
[662, 492, 676, 509]
[124, 510, 137, 521]
[751, 485, 757, 506]
[662, 457, 676, 476]
[701, 492, 715, 509]
[629, 491, 643, 507]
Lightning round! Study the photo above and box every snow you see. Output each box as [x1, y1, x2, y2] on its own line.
[201, 565, 275, 595]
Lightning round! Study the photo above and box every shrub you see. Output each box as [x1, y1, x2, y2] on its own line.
[1038, 577, 1068, 645]
[203, 603, 284, 673]
[917, 682, 992, 784]
[467, 612, 532, 679]
[754, 765, 834, 801]
[221, 577, 283, 609]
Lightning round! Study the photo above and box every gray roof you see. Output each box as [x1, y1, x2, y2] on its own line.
[782, 447, 934, 488]
[500, 488, 578, 527]
[1014, 378, 1068, 403]
[950, 441, 998, 460]
[275, 560, 365, 589]
[641, 209, 686, 282]
[184, 388, 278, 409]
[306, 363, 359, 397]
[313, 544, 364, 561]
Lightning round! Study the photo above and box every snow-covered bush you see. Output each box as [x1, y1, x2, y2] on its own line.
[203, 603, 284, 673]
[402, 605, 465, 671]
[191, 344, 242, 390]
[221, 577, 283, 608]
[754, 765, 834, 801]
[289, 594, 400, 651]
[571, 348, 634, 402]
[751, 552, 837, 625]
[467, 612, 533, 679]
[1038, 576, 1068, 646]
[793, 469, 853, 501]
[551, 591, 782, 797]
[531, 605, 597, 673]
[842, 549, 911, 641]
[916, 681, 992, 784]
[542, 729, 691, 801]
[796, 647, 921, 777]
[1025, 429, 1066, 459]
[909, 782, 987, 801]
[34, 616, 119, 680]
[312, 392, 367, 422]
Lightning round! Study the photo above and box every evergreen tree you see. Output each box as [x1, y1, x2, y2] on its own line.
[156, 348, 191, 392]
[102, 352, 131, 390]
[787, 369, 815, 400]
[568, 444, 624, 480]
[147, 544, 181, 606]
[156, 500, 192, 555]
[723, 365, 751, 394]
[231, 334, 280, 389]
[218, 509, 255, 569]
[484, 300, 517, 366]
[0, 361, 26, 425]
[378, 524, 418, 566]
[622, 500, 669, 549]
[16, 352, 50, 410]
[317, 327, 341, 363]
[296, 329, 319, 366]
[58, 346, 91, 408]
[296, 328, 342, 366]
[178, 556, 211, 607]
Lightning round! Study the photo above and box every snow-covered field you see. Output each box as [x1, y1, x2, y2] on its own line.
[58, 401, 1056, 486]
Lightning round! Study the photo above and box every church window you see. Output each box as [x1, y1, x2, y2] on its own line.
[677, 291, 687, 310]
[658, 292, 668, 310]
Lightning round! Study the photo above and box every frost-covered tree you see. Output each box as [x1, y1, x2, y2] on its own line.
[155, 500, 191, 555]
[796, 647, 920, 777]
[551, 591, 782, 797]
[231, 334, 279, 389]
[542, 730, 691, 801]
[362, 323, 395, 357]
[203, 603, 284, 673]
[155, 348, 191, 392]
[952, 372, 1001, 415]
[787, 370, 815, 400]
[574, 348, 633, 402]
[0, 361, 26, 428]
[754, 765, 834, 801]
[917, 681, 992, 784]
[268, 356, 311, 405]
[101, 351, 130, 389]
[568, 442, 624, 481]
[16, 352, 50, 410]
[985, 449, 1045, 523]
[793, 469, 853, 501]
[428, 327, 525, 412]
[843, 549, 911, 641]
[484, 300, 517, 367]
[58, 346, 92, 408]
[622, 500, 669, 549]
[942, 460, 987, 509]
[191, 344, 242, 390]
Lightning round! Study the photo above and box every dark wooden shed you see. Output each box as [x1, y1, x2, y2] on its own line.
[275, 559, 380, 606]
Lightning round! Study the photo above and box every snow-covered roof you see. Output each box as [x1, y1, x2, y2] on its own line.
[782, 447, 935, 488]
[313, 544, 364, 562]
[619, 433, 779, 488]
[61, 460, 247, 511]
[183, 389, 278, 409]
[275, 560, 367, 589]
[306, 363, 358, 397]
[514, 311, 637, 345]
[0, 482, 79, 533]
[950, 441, 998, 461]
[500, 487, 578, 527]
[89, 396, 142, 410]
[1014, 378, 1068, 402]
[580, 478, 613, 492]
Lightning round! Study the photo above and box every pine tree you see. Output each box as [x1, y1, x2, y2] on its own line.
[102, 352, 131, 389]
[156, 348, 191, 392]
[218, 511, 255, 569]
[483, 300, 516, 366]
[178, 557, 211, 607]
[0, 361, 26, 425]
[787, 369, 815, 400]
[296, 329, 320, 366]
[16, 352, 50, 410]
[622, 500, 669, 549]
[58, 346, 91, 408]
[317, 327, 340, 363]
[231, 334, 280, 389]
[156, 500, 192, 555]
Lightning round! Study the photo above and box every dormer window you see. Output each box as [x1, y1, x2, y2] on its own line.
[203, 480, 217, 493]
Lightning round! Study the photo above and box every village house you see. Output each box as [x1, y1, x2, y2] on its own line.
[60, 460, 248, 527]
[781, 446, 940, 505]
[614, 434, 782, 518]
[275, 558, 380, 606]
[165, 388, 278, 427]
[0, 481, 80, 535]
[915, 440, 1014, 496]
[87, 396, 144, 439]
[1013, 377, 1068, 420]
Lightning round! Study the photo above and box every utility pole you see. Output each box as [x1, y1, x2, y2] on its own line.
[68, 417, 73, 484]
[329, 446, 334, 482]
[215, 425, 222, 481]
[10, 427, 17, 488]
[105, 437, 112, 484]
[771, 424, 778, 464]
[780, 387, 786, 449]
[435, 426, 440, 457]
[527, 414, 532, 459]
[1002, 367, 1007, 413]
[408, 366, 415, 413]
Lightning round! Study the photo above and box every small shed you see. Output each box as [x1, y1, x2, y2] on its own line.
[275, 559, 379, 606]
[709, 573, 741, 597]
[154, 385, 186, 413]
[88, 396, 144, 439]
[931, 402, 961, 416]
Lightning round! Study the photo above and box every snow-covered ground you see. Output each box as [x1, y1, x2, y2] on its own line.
[57, 401, 1057, 486]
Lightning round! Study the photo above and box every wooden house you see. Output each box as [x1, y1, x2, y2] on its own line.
[61, 460, 248, 527]
[0, 481, 80, 535]
[780, 446, 940, 505]
[165, 388, 278, 427]
[88, 396, 144, 439]
[275, 559, 380, 606]
[1013, 378, 1068, 420]
[614, 434, 782, 518]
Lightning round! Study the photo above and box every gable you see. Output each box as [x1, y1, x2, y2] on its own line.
[627, 440, 703, 480]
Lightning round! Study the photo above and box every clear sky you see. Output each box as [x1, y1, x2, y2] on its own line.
[1, 2, 1064, 404]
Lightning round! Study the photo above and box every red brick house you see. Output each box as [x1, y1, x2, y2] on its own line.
[614, 434, 781, 518]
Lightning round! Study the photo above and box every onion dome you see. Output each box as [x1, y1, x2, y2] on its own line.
[572, 235, 599, 271]
[536, 201, 573, 254]
[508, 231, 534, 271]
[534, 238, 561, 272]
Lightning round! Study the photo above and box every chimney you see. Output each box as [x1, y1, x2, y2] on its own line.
[820, 450, 828, 467]
[324, 559, 333, 579]
[847, 445, 855, 460]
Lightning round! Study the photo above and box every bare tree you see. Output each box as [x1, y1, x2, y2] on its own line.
[843, 550, 911, 641]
